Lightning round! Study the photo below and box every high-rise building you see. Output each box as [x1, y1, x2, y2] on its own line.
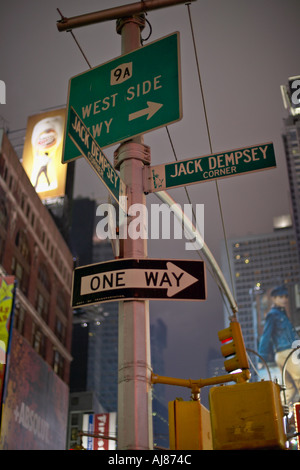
[281, 76, 300, 264]
[69, 199, 119, 412]
[220, 219, 300, 371]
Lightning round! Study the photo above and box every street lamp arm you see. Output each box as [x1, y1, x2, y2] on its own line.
[155, 190, 238, 316]
[57, 0, 198, 32]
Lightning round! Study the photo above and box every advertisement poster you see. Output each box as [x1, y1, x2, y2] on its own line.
[22, 108, 68, 200]
[0, 276, 15, 410]
[0, 330, 69, 450]
[82, 412, 117, 450]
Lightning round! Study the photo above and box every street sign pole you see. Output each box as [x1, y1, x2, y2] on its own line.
[57, 0, 196, 452]
[115, 14, 153, 450]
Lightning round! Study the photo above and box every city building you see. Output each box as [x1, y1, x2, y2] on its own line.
[0, 129, 74, 449]
[220, 218, 300, 375]
[150, 317, 169, 449]
[69, 198, 119, 413]
[67, 391, 106, 449]
[281, 76, 300, 264]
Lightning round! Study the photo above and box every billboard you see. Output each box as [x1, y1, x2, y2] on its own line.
[0, 330, 69, 450]
[289, 76, 300, 113]
[82, 412, 117, 450]
[22, 108, 68, 200]
[0, 276, 16, 412]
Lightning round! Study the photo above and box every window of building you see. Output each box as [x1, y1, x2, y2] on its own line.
[0, 200, 8, 262]
[71, 396, 79, 406]
[8, 175, 13, 190]
[13, 303, 25, 335]
[3, 167, 8, 182]
[35, 262, 51, 322]
[57, 291, 68, 317]
[0, 154, 5, 177]
[32, 323, 45, 358]
[11, 256, 30, 296]
[35, 291, 49, 322]
[71, 414, 79, 426]
[55, 316, 66, 345]
[21, 194, 26, 211]
[53, 349, 64, 378]
[38, 262, 50, 291]
[15, 228, 31, 263]
[0, 199, 8, 229]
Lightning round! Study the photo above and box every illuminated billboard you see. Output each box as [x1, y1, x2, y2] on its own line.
[82, 413, 117, 450]
[0, 276, 15, 411]
[289, 76, 300, 112]
[22, 108, 68, 200]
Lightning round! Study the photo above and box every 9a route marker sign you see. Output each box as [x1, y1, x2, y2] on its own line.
[144, 142, 276, 192]
[63, 32, 182, 163]
[68, 107, 126, 208]
[72, 258, 206, 307]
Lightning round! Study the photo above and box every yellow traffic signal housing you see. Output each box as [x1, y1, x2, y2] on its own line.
[209, 380, 286, 450]
[168, 400, 212, 450]
[218, 321, 249, 373]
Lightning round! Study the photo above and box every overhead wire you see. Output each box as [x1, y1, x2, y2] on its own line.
[57, 8, 93, 69]
[164, 125, 234, 319]
[185, 2, 236, 302]
[56, 5, 236, 317]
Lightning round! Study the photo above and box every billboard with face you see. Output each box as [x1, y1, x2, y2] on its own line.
[22, 109, 67, 200]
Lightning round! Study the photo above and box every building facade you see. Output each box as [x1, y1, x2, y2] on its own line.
[281, 76, 300, 264]
[0, 130, 73, 449]
[282, 118, 300, 264]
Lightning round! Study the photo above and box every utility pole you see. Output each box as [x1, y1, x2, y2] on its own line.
[57, 0, 197, 451]
[114, 14, 153, 450]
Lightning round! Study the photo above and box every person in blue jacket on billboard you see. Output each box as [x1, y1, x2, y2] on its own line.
[258, 285, 300, 406]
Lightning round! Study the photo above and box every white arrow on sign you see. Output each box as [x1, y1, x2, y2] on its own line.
[80, 262, 198, 298]
[128, 101, 163, 121]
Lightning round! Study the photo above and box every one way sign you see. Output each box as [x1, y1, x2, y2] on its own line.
[72, 258, 206, 307]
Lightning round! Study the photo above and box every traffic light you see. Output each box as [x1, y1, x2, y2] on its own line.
[209, 380, 286, 450]
[218, 320, 249, 373]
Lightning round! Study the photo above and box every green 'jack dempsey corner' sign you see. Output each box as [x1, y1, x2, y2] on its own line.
[68, 106, 126, 209]
[144, 142, 276, 193]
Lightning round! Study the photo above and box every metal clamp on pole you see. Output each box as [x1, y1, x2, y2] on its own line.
[114, 142, 151, 169]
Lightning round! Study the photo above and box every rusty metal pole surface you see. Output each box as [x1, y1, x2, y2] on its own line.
[115, 15, 153, 450]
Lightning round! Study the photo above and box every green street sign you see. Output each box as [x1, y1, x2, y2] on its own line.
[63, 32, 182, 163]
[68, 106, 126, 208]
[144, 142, 276, 192]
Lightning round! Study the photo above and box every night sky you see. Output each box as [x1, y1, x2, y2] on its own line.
[1, 0, 300, 403]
